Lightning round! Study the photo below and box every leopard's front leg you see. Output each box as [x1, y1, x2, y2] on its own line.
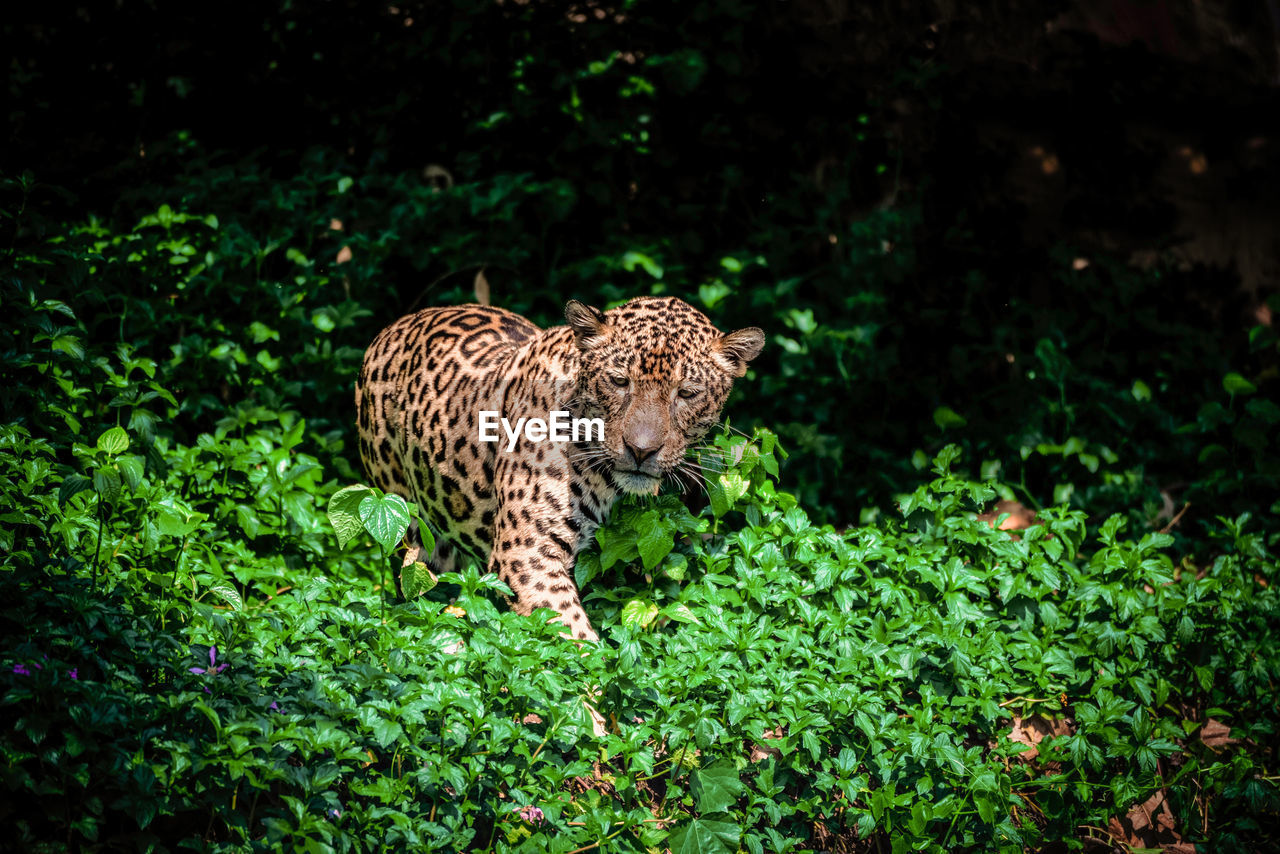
[488, 462, 598, 642]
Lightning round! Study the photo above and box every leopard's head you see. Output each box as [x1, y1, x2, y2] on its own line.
[566, 296, 764, 495]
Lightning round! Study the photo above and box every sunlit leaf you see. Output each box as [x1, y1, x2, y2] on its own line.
[327, 484, 373, 550]
[358, 492, 411, 553]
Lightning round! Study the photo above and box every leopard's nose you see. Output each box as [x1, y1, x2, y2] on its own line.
[623, 426, 662, 467]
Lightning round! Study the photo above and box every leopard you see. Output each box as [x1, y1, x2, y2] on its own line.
[355, 295, 764, 641]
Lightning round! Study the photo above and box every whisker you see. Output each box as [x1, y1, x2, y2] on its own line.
[679, 457, 727, 475]
[666, 467, 691, 495]
[675, 461, 711, 497]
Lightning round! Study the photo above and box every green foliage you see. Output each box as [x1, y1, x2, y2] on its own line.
[7, 251, 1276, 851]
[3, 195, 1277, 854]
[3, 5, 1279, 847]
[327, 484, 414, 554]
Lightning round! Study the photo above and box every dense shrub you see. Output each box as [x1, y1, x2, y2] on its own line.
[3, 2, 1279, 848]
[2, 202, 1279, 849]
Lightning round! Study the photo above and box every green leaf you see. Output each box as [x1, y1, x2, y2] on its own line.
[116, 455, 144, 491]
[637, 522, 674, 570]
[597, 526, 636, 570]
[58, 473, 92, 506]
[302, 577, 334, 603]
[402, 561, 438, 599]
[157, 503, 207, 537]
[327, 484, 373, 549]
[145, 443, 169, 479]
[620, 598, 660, 628]
[690, 759, 744, 813]
[208, 585, 243, 610]
[663, 552, 689, 581]
[932, 406, 967, 430]
[97, 426, 130, 455]
[371, 717, 403, 749]
[358, 492, 411, 552]
[93, 466, 121, 504]
[192, 701, 221, 734]
[234, 504, 261, 538]
[669, 817, 740, 854]
[715, 471, 748, 512]
[51, 334, 85, 360]
[1223, 372, 1256, 396]
[621, 250, 663, 279]
[662, 602, 701, 625]
[707, 477, 731, 518]
[974, 793, 996, 824]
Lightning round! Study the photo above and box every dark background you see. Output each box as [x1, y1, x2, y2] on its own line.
[5, 0, 1278, 525]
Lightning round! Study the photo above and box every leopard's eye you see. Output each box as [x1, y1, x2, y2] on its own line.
[610, 374, 629, 388]
[677, 386, 698, 399]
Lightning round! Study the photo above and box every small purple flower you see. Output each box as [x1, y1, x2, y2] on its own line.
[329, 808, 342, 819]
[12, 664, 30, 676]
[269, 701, 280, 713]
[189, 646, 228, 676]
[68, 668, 78, 680]
[518, 805, 545, 824]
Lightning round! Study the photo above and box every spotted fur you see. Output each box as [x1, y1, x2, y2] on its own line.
[355, 296, 764, 640]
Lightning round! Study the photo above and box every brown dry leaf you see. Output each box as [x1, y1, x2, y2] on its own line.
[978, 500, 1037, 531]
[748, 743, 781, 763]
[1106, 788, 1182, 850]
[335, 245, 353, 265]
[473, 268, 491, 306]
[750, 725, 787, 763]
[1199, 718, 1236, 750]
[328, 218, 343, 231]
[566, 761, 617, 799]
[1007, 714, 1072, 760]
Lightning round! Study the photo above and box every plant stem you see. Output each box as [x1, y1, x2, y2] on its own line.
[91, 490, 105, 593]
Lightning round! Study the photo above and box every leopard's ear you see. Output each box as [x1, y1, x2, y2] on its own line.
[712, 327, 765, 377]
[565, 300, 611, 348]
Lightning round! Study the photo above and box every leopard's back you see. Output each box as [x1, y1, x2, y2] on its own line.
[355, 304, 539, 557]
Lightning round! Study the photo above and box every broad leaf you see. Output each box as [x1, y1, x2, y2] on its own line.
[669, 817, 740, 854]
[637, 521, 674, 570]
[93, 466, 121, 504]
[97, 425, 130, 455]
[709, 471, 749, 518]
[933, 406, 967, 430]
[157, 503, 207, 537]
[359, 492, 411, 552]
[1222, 372, 1256, 396]
[690, 759, 744, 813]
[402, 561, 438, 599]
[58, 473, 91, 506]
[208, 584, 243, 610]
[620, 598, 660, 628]
[662, 602, 701, 625]
[327, 484, 373, 549]
[116, 455, 145, 491]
